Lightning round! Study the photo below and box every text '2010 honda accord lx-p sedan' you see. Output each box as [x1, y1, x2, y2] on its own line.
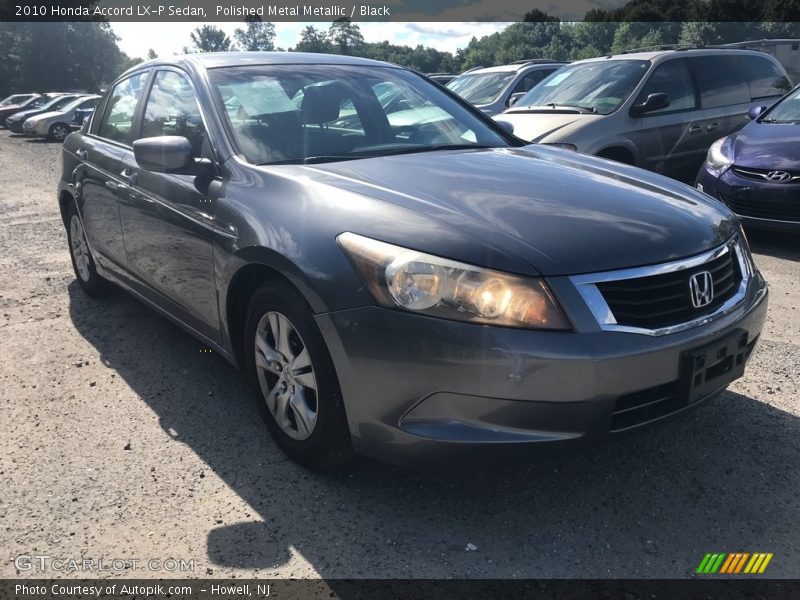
[58, 53, 768, 468]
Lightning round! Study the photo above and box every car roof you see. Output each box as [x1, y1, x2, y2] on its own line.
[574, 47, 780, 64]
[123, 51, 401, 78]
[460, 62, 566, 75]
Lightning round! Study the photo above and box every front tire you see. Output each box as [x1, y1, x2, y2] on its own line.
[65, 202, 114, 297]
[244, 281, 351, 468]
[49, 122, 70, 142]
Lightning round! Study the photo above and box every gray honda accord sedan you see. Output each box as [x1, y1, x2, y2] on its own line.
[58, 53, 767, 468]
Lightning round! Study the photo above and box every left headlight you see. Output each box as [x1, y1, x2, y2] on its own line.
[338, 232, 571, 330]
[705, 136, 733, 173]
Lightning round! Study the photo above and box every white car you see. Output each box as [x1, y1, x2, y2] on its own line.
[22, 95, 100, 141]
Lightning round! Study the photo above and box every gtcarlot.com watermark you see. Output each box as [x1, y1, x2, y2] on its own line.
[14, 554, 194, 573]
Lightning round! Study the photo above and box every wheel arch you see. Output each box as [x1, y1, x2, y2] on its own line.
[58, 188, 75, 226]
[595, 144, 637, 166]
[223, 247, 329, 369]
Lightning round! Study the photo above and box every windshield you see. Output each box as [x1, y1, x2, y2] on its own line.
[446, 72, 516, 105]
[47, 96, 80, 111]
[60, 96, 96, 113]
[209, 64, 511, 165]
[762, 86, 800, 124]
[514, 60, 649, 114]
[1, 94, 29, 106]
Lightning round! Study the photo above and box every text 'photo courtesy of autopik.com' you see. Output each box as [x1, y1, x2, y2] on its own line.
[0, 0, 799, 599]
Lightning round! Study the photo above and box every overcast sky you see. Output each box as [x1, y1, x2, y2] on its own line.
[110, 22, 511, 59]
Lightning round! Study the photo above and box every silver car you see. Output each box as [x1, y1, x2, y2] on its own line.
[447, 60, 566, 116]
[497, 48, 791, 182]
[23, 95, 101, 141]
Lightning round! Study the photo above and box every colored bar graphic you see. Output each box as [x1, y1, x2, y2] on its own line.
[758, 554, 773, 573]
[697, 552, 772, 574]
[734, 553, 749, 573]
[697, 553, 713, 574]
[720, 554, 736, 574]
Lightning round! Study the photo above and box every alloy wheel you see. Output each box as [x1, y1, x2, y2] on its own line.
[254, 311, 318, 440]
[52, 124, 69, 141]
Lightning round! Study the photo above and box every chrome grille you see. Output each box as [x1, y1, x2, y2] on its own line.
[570, 238, 752, 336]
[596, 251, 741, 330]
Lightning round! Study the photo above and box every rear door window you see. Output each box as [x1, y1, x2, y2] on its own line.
[688, 56, 750, 108]
[740, 55, 792, 100]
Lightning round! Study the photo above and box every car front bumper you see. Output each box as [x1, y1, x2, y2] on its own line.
[315, 270, 768, 466]
[696, 166, 800, 232]
[22, 121, 47, 136]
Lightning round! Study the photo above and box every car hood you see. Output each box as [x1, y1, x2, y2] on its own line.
[494, 111, 601, 142]
[7, 109, 41, 121]
[299, 146, 736, 276]
[27, 110, 66, 122]
[731, 122, 800, 170]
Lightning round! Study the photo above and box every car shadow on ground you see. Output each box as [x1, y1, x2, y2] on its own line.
[746, 228, 800, 262]
[67, 281, 800, 578]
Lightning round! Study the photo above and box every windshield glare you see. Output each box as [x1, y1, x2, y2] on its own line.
[515, 60, 649, 114]
[446, 72, 516, 105]
[210, 64, 511, 165]
[763, 87, 800, 123]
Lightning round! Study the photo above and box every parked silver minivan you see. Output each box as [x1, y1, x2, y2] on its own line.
[496, 48, 792, 182]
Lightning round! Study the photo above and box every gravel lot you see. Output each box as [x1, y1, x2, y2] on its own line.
[0, 129, 798, 580]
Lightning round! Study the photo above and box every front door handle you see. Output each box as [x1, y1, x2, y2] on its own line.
[706, 122, 720, 131]
[76, 148, 88, 160]
[688, 125, 703, 134]
[121, 168, 138, 186]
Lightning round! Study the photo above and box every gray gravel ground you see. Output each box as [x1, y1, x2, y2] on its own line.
[0, 129, 798, 580]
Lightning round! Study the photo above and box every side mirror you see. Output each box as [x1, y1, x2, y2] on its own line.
[133, 136, 202, 174]
[507, 92, 525, 107]
[630, 92, 670, 117]
[495, 119, 514, 134]
[747, 105, 767, 120]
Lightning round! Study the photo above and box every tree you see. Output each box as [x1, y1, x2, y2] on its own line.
[146, 48, 158, 60]
[0, 22, 135, 97]
[189, 25, 233, 53]
[293, 26, 332, 53]
[234, 19, 276, 51]
[328, 19, 364, 55]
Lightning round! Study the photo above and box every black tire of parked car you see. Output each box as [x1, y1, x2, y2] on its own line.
[65, 201, 115, 297]
[244, 281, 352, 469]
[49, 123, 70, 142]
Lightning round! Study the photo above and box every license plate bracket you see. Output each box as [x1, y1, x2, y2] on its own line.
[680, 330, 750, 404]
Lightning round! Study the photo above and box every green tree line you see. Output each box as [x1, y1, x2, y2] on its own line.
[2, 5, 800, 99]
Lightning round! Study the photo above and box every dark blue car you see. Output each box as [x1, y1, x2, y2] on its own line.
[696, 84, 800, 231]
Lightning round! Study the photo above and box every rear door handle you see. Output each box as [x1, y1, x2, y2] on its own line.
[688, 125, 703, 134]
[121, 168, 138, 186]
[76, 148, 88, 160]
[706, 122, 720, 131]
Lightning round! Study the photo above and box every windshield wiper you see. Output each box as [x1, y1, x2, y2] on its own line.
[373, 143, 494, 158]
[518, 103, 597, 114]
[256, 145, 494, 166]
[761, 118, 798, 124]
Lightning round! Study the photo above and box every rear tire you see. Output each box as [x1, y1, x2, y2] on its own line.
[244, 281, 351, 469]
[49, 122, 70, 142]
[65, 201, 114, 297]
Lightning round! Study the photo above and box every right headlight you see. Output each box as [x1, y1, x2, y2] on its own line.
[705, 136, 733, 173]
[338, 232, 571, 330]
